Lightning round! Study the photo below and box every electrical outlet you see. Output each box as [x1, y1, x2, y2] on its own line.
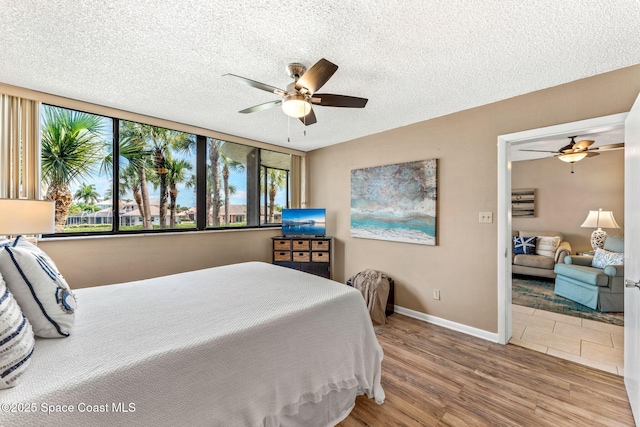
[433, 289, 440, 300]
[479, 212, 493, 223]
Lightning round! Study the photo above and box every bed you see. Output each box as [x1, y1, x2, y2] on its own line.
[0, 262, 384, 427]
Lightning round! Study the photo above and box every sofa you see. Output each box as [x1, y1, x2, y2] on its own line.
[553, 236, 624, 312]
[512, 231, 572, 279]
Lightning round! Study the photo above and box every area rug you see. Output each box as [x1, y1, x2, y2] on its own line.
[512, 275, 624, 326]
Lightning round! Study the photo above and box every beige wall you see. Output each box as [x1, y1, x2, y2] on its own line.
[39, 229, 280, 288]
[512, 151, 624, 254]
[307, 64, 640, 333]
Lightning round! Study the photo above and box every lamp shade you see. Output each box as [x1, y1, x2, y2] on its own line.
[580, 208, 621, 229]
[0, 199, 55, 235]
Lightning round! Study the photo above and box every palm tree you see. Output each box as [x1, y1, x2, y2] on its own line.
[221, 153, 245, 226]
[208, 139, 222, 226]
[118, 121, 153, 229]
[146, 126, 193, 228]
[119, 162, 144, 219]
[41, 106, 107, 232]
[73, 182, 100, 205]
[262, 168, 288, 223]
[165, 156, 192, 228]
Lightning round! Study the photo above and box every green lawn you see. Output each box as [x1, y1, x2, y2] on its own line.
[62, 221, 247, 233]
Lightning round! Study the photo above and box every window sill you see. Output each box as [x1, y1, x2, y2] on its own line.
[39, 226, 280, 242]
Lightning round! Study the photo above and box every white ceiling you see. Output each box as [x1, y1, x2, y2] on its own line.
[1, 1, 639, 152]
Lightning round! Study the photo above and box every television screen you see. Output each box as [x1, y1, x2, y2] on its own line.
[282, 208, 326, 236]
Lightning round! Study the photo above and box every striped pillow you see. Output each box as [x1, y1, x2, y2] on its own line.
[0, 237, 76, 338]
[0, 272, 35, 389]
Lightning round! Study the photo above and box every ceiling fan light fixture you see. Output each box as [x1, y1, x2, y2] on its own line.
[558, 152, 588, 163]
[281, 95, 311, 118]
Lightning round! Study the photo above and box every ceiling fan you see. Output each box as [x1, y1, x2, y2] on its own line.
[224, 58, 368, 126]
[519, 136, 624, 163]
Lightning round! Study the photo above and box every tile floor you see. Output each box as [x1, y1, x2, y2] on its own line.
[510, 304, 624, 375]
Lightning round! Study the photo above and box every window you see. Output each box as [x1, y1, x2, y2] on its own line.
[260, 150, 290, 225]
[118, 121, 196, 231]
[41, 105, 113, 233]
[207, 139, 248, 228]
[40, 104, 291, 236]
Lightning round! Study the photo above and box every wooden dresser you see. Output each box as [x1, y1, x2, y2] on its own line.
[272, 235, 333, 279]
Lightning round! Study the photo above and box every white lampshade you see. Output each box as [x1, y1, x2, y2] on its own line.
[580, 208, 621, 229]
[0, 199, 55, 235]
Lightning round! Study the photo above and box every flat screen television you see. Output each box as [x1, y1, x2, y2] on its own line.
[282, 208, 326, 236]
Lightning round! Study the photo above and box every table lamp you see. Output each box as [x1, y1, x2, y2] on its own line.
[580, 208, 620, 250]
[0, 199, 55, 240]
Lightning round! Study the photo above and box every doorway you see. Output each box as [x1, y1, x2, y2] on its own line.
[497, 113, 628, 364]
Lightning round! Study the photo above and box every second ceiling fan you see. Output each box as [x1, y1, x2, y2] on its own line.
[519, 136, 624, 163]
[224, 58, 367, 126]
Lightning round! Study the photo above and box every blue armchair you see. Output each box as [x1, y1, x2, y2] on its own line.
[553, 236, 624, 312]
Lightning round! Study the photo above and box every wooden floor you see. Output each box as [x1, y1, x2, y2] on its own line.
[338, 314, 634, 427]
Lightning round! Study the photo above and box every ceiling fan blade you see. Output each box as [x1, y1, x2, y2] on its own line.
[311, 94, 368, 108]
[239, 100, 282, 114]
[585, 152, 600, 157]
[295, 58, 338, 94]
[299, 108, 317, 126]
[589, 142, 625, 151]
[574, 139, 595, 150]
[224, 74, 286, 96]
[518, 149, 561, 153]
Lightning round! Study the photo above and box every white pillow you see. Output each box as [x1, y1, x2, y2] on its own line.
[592, 247, 624, 269]
[0, 236, 76, 338]
[0, 271, 35, 389]
[536, 236, 561, 258]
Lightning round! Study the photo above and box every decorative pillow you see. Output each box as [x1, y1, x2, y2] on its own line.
[514, 236, 537, 255]
[0, 236, 76, 338]
[536, 236, 561, 258]
[592, 248, 624, 269]
[0, 271, 35, 389]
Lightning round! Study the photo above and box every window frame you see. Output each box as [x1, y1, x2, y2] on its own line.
[41, 104, 288, 238]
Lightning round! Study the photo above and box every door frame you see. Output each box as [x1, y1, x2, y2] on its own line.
[497, 113, 628, 344]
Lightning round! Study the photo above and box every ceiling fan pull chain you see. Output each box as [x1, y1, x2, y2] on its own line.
[287, 116, 291, 143]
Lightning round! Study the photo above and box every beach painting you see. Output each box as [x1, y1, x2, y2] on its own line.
[351, 159, 437, 245]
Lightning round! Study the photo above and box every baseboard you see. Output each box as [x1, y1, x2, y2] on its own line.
[393, 305, 500, 343]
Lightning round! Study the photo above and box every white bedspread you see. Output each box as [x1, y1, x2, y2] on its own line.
[0, 262, 384, 427]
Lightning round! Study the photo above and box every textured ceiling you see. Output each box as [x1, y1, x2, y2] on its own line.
[1, 1, 639, 152]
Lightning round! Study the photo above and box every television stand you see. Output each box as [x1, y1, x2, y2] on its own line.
[272, 235, 333, 279]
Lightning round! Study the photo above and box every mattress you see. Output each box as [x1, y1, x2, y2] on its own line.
[0, 262, 384, 427]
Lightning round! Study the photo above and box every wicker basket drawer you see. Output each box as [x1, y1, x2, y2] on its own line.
[274, 240, 291, 250]
[312, 240, 330, 251]
[274, 251, 291, 262]
[311, 252, 329, 263]
[292, 240, 310, 250]
[293, 252, 310, 262]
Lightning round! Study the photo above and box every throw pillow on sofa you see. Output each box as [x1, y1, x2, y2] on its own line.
[514, 236, 537, 255]
[592, 247, 624, 269]
[535, 236, 561, 258]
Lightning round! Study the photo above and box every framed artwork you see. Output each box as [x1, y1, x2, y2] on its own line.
[350, 159, 437, 245]
[512, 188, 535, 217]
